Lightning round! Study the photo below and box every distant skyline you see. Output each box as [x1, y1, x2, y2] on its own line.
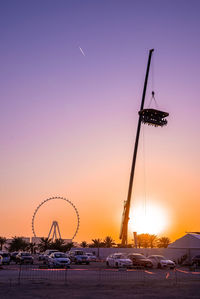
[0, 0, 200, 243]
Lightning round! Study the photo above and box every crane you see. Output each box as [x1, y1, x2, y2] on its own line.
[119, 49, 169, 245]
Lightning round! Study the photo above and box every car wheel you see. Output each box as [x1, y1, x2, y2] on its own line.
[106, 261, 109, 267]
[115, 262, 118, 268]
[86, 262, 89, 265]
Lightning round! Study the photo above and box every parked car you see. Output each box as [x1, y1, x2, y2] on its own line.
[44, 249, 59, 256]
[68, 250, 90, 265]
[192, 255, 200, 267]
[0, 252, 11, 265]
[127, 253, 153, 268]
[38, 254, 46, 261]
[86, 253, 97, 262]
[10, 252, 19, 263]
[106, 253, 132, 268]
[16, 252, 34, 264]
[47, 252, 71, 268]
[0, 254, 2, 266]
[42, 250, 59, 264]
[148, 255, 175, 269]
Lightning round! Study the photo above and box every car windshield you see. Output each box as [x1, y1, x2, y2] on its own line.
[54, 253, 66, 258]
[156, 256, 166, 260]
[75, 251, 84, 255]
[115, 255, 126, 259]
[131, 255, 146, 259]
[137, 255, 146, 259]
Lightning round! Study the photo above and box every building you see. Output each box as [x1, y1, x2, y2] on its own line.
[168, 233, 200, 249]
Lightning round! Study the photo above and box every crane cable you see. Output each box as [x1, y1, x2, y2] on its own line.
[142, 125, 147, 217]
[148, 54, 158, 108]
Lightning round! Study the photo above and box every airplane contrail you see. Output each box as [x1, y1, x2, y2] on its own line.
[79, 46, 85, 56]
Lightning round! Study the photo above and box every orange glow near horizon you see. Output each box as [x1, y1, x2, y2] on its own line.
[129, 201, 168, 236]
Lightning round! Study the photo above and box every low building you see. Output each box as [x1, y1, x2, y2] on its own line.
[168, 233, 200, 249]
[168, 233, 200, 263]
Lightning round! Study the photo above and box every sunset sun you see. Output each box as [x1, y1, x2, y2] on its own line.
[129, 202, 168, 235]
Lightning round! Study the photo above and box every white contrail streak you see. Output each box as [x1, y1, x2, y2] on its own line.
[79, 46, 85, 56]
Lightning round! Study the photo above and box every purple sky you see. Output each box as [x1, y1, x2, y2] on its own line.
[0, 0, 200, 241]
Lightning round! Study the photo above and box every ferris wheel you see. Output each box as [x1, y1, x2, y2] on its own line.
[32, 196, 80, 240]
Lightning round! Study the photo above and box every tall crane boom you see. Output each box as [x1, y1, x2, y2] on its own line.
[119, 49, 154, 245]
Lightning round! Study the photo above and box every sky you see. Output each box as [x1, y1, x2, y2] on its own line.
[0, 0, 200, 244]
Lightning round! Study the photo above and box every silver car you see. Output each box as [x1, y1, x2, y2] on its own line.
[148, 255, 175, 269]
[48, 252, 71, 268]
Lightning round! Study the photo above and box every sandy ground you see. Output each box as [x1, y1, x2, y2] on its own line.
[1, 281, 200, 299]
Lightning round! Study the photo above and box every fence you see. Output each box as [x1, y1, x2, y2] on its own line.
[0, 265, 200, 286]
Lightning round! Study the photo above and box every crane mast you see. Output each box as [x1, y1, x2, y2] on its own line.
[120, 49, 154, 245]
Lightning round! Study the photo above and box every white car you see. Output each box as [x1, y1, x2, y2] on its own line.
[86, 253, 97, 262]
[106, 253, 132, 268]
[42, 250, 59, 264]
[48, 252, 71, 268]
[148, 255, 175, 269]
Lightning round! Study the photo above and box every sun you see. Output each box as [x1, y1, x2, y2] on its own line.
[129, 202, 168, 235]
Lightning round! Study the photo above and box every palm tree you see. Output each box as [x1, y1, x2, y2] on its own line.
[80, 241, 88, 248]
[63, 242, 74, 252]
[149, 235, 158, 248]
[136, 234, 157, 248]
[157, 237, 170, 248]
[103, 236, 115, 248]
[91, 238, 102, 248]
[27, 242, 37, 254]
[90, 239, 102, 257]
[38, 237, 52, 252]
[137, 234, 143, 248]
[51, 239, 65, 251]
[0, 237, 7, 250]
[137, 234, 150, 248]
[8, 237, 29, 252]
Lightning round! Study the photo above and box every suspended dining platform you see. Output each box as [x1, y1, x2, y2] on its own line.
[139, 108, 169, 127]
